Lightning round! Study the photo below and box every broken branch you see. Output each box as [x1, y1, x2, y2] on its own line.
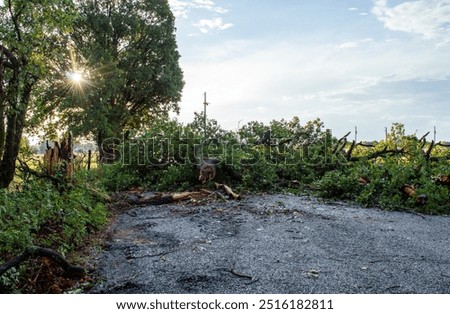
[0, 246, 86, 278]
[214, 183, 241, 200]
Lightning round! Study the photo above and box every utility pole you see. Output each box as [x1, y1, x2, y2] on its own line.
[203, 92, 209, 139]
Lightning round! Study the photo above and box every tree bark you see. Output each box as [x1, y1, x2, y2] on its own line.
[0, 71, 32, 189]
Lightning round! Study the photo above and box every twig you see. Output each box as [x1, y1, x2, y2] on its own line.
[17, 158, 66, 186]
[406, 210, 427, 219]
[222, 268, 254, 280]
[214, 183, 241, 200]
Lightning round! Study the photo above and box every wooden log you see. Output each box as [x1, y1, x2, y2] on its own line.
[136, 192, 199, 206]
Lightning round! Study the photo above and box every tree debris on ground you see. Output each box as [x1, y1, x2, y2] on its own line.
[121, 183, 242, 207]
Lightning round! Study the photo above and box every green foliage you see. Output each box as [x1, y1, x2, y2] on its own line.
[151, 164, 198, 192]
[315, 125, 450, 214]
[0, 177, 108, 272]
[100, 164, 142, 192]
[106, 118, 450, 215]
[0, 0, 76, 188]
[53, 0, 184, 161]
[316, 168, 362, 199]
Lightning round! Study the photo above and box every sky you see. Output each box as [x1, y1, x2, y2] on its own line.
[168, 0, 450, 141]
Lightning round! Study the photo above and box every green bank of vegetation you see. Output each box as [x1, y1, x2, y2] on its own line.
[1, 0, 449, 293]
[105, 116, 450, 215]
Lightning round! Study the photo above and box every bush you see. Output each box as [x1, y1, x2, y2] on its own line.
[0, 176, 108, 292]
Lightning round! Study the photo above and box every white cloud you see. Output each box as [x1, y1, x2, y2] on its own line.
[348, 7, 359, 11]
[169, 0, 190, 18]
[194, 17, 233, 33]
[176, 38, 450, 139]
[337, 42, 359, 49]
[372, 0, 450, 44]
[168, 0, 229, 18]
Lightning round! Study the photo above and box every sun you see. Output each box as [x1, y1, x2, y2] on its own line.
[66, 71, 83, 84]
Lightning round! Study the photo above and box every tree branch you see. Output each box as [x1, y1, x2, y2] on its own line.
[0, 246, 87, 278]
[8, 0, 22, 42]
[0, 44, 19, 68]
[17, 157, 66, 186]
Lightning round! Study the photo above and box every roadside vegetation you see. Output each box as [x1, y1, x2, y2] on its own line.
[103, 116, 450, 215]
[1, 0, 449, 294]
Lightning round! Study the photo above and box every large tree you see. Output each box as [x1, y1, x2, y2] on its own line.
[0, 0, 75, 188]
[62, 0, 184, 162]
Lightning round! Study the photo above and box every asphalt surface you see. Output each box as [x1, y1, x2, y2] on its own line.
[91, 193, 450, 294]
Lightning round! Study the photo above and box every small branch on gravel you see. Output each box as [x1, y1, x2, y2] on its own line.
[223, 268, 254, 280]
[219, 264, 254, 280]
[214, 183, 241, 200]
[405, 210, 427, 219]
[384, 285, 401, 292]
[368, 260, 386, 264]
[0, 246, 86, 278]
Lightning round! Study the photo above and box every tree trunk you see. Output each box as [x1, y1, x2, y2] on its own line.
[0, 59, 5, 160]
[0, 73, 32, 189]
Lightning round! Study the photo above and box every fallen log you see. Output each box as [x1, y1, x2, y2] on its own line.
[215, 183, 241, 200]
[136, 192, 200, 206]
[0, 246, 86, 278]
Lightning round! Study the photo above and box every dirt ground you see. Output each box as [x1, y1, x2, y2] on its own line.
[90, 193, 450, 294]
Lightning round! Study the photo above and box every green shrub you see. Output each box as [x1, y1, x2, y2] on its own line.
[0, 177, 108, 291]
[151, 164, 198, 191]
[315, 169, 361, 199]
[100, 164, 142, 192]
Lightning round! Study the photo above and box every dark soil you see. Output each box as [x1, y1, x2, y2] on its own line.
[90, 193, 450, 294]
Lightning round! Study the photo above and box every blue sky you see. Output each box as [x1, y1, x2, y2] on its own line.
[168, 0, 450, 141]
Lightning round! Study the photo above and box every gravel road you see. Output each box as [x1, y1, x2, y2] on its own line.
[91, 193, 450, 294]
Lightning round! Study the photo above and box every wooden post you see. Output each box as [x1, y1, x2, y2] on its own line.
[87, 150, 92, 170]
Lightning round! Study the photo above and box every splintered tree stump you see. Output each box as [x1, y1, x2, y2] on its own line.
[43, 132, 74, 179]
[199, 159, 220, 184]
